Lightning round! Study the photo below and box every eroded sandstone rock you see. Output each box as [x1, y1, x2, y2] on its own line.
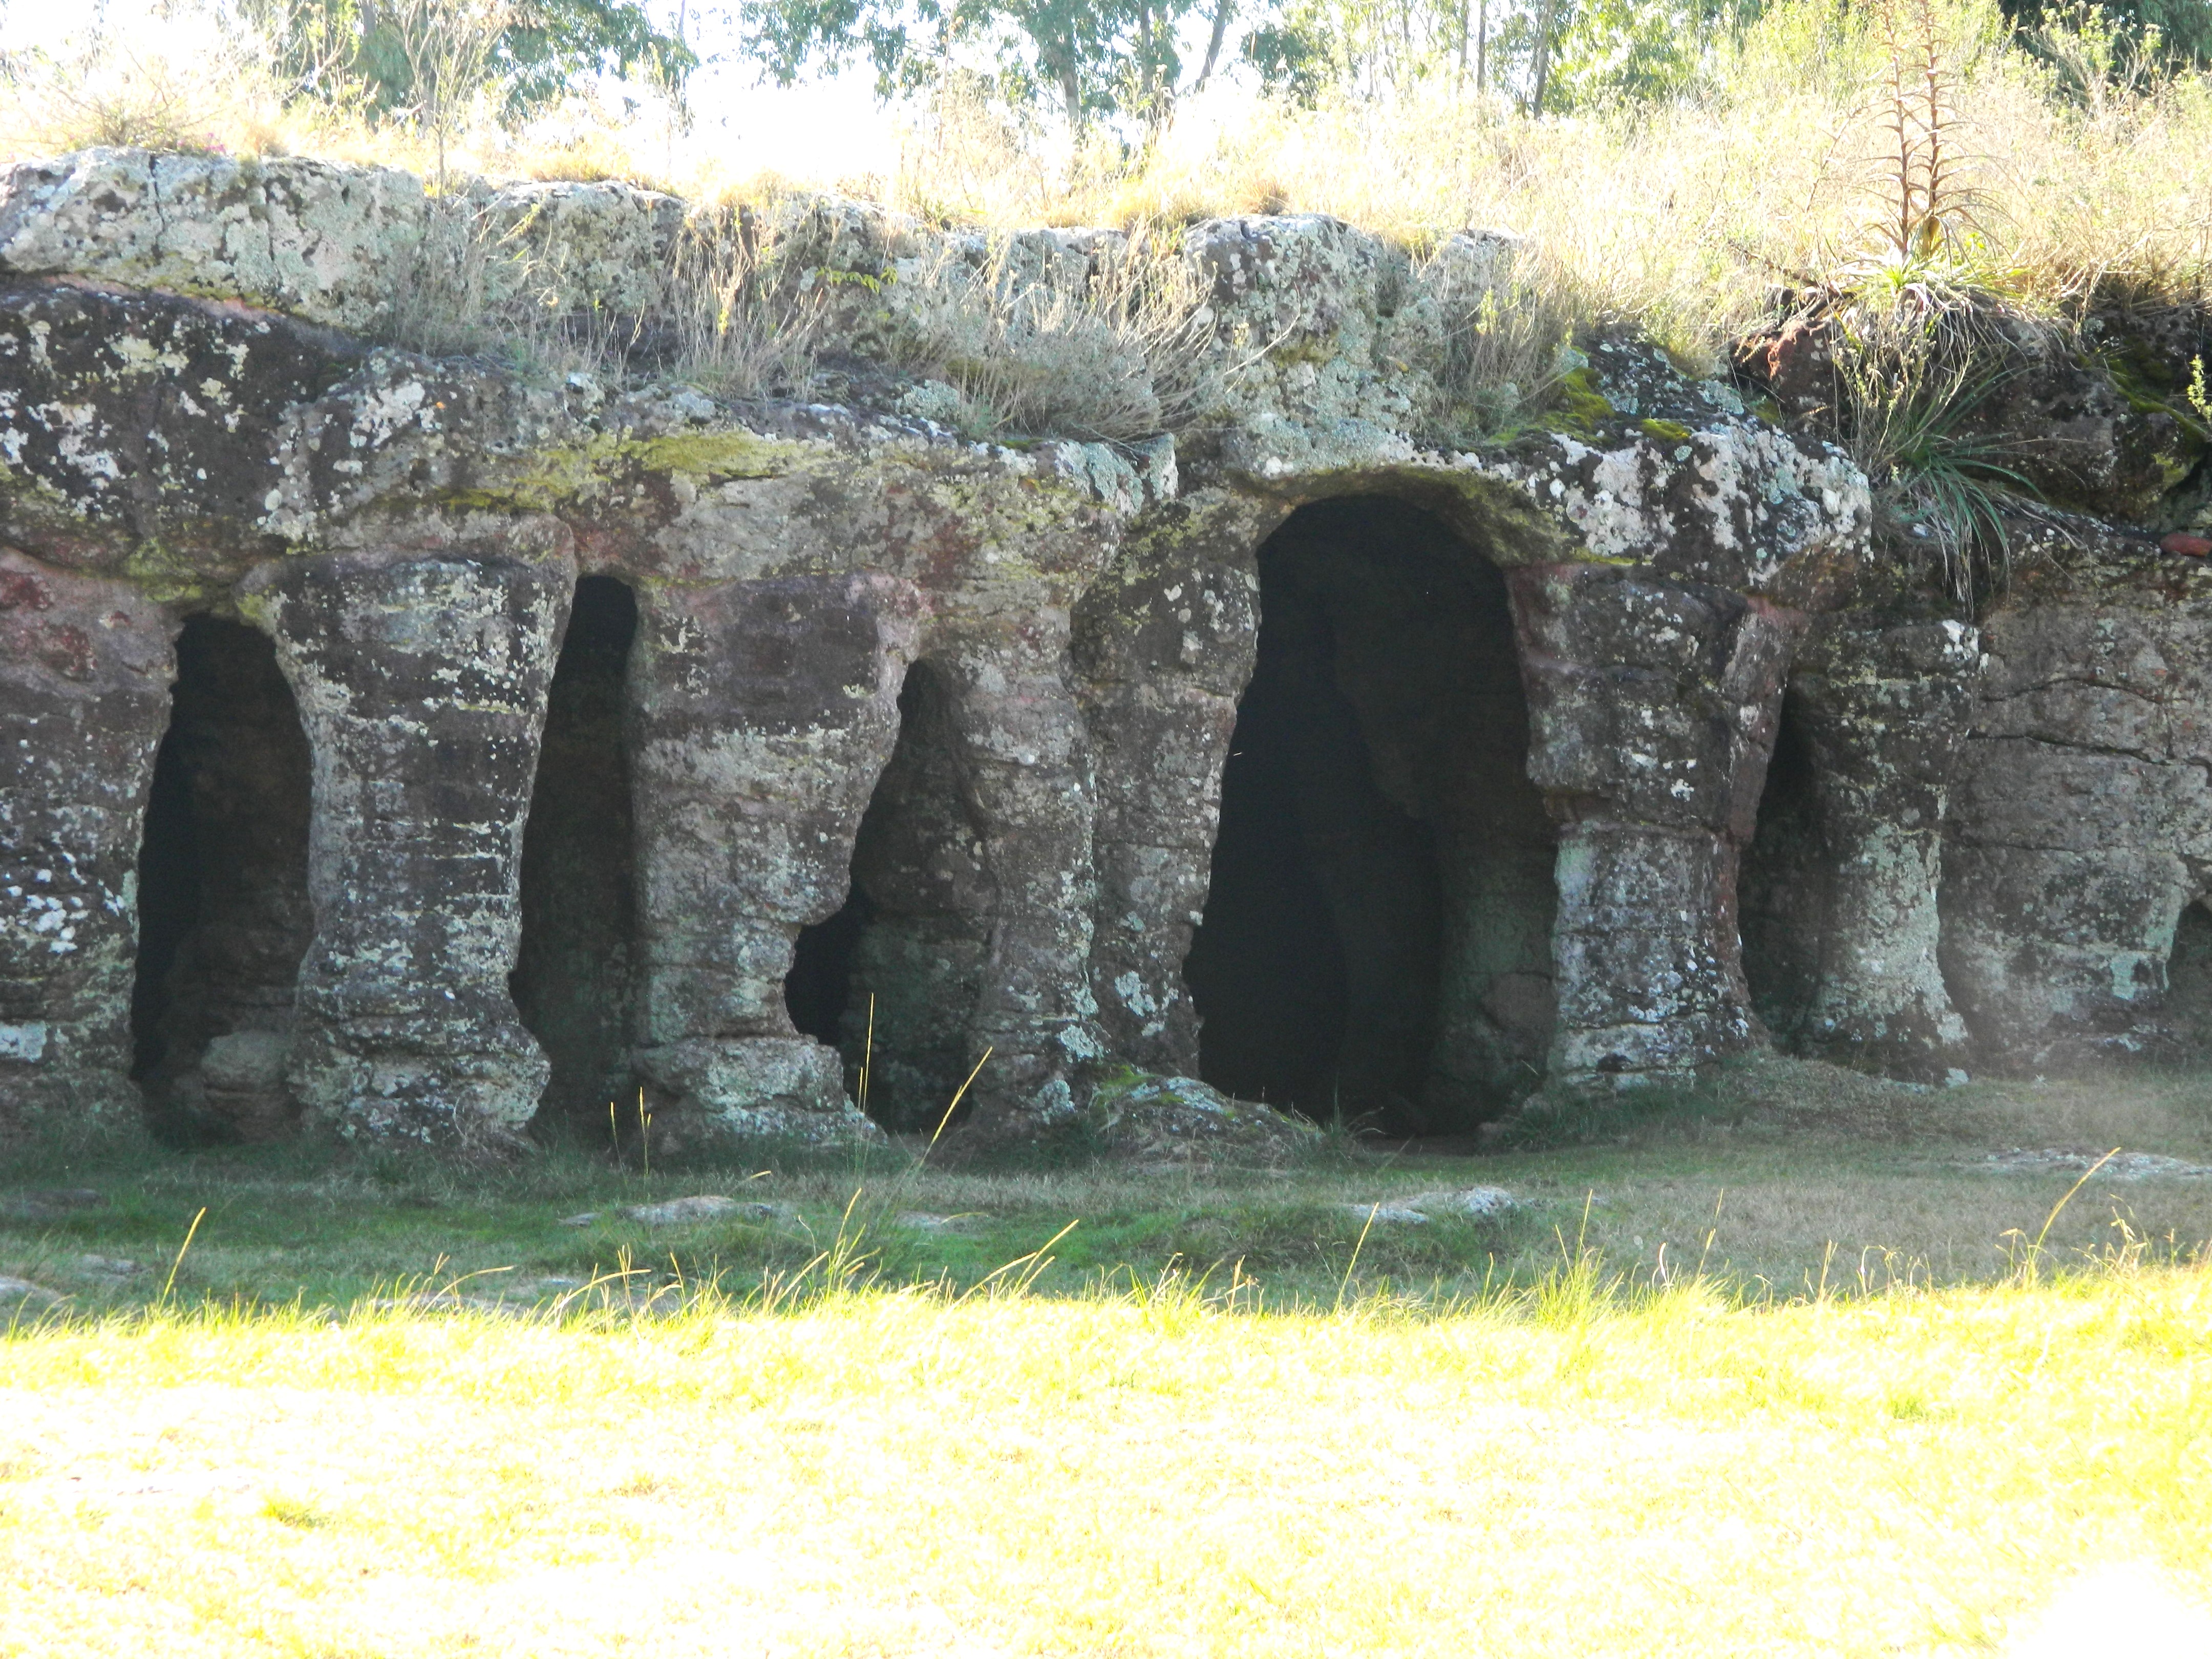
[41, 145, 2204, 1161]
[1941, 533, 2212, 1067]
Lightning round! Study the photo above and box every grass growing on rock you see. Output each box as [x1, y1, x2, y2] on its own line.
[13, 0, 2212, 377]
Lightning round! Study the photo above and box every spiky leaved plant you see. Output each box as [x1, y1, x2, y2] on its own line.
[1789, 0, 2046, 606]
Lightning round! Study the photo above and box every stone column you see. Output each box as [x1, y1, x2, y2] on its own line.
[0, 550, 173, 1143]
[1512, 565, 1796, 1083]
[1780, 614, 1979, 1073]
[241, 531, 571, 1148]
[1072, 497, 1266, 1076]
[933, 609, 1110, 1133]
[628, 572, 916, 1144]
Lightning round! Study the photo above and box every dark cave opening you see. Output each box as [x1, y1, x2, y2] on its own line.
[2159, 897, 2212, 1057]
[130, 615, 315, 1143]
[513, 575, 640, 1138]
[1183, 495, 1557, 1136]
[784, 661, 993, 1132]
[1739, 690, 1827, 1048]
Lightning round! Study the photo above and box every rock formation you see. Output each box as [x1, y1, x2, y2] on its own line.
[2, 145, 2206, 1156]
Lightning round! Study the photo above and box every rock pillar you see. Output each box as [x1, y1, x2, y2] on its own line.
[627, 572, 915, 1143]
[241, 532, 570, 1148]
[930, 609, 1111, 1133]
[1760, 615, 1979, 1073]
[1072, 497, 1265, 1077]
[1941, 587, 2212, 1062]
[1513, 566, 1796, 1082]
[0, 550, 173, 1142]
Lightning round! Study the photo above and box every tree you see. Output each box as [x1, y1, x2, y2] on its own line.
[739, 0, 1237, 132]
[241, 0, 698, 120]
[2003, 0, 2212, 76]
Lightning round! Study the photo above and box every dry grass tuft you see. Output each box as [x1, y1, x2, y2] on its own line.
[6, 0, 2211, 436]
[881, 229, 1225, 442]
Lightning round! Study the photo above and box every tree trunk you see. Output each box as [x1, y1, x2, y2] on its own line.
[1531, 0, 1555, 115]
[1194, 0, 1233, 91]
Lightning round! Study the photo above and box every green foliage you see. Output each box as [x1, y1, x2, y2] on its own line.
[2008, 0, 2212, 73]
[239, 0, 697, 122]
[1246, 0, 1756, 115]
[737, 0, 1222, 131]
[1542, 0, 1756, 107]
[1853, 361, 2034, 598]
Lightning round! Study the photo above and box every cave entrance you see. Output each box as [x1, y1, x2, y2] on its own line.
[1183, 495, 1557, 1135]
[2159, 896, 2212, 1058]
[513, 575, 640, 1138]
[785, 661, 992, 1132]
[1739, 690, 1826, 1048]
[130, 615, 315, 1143]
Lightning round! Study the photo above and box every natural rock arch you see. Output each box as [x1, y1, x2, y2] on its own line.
[2162, 896, 2212, 1056]
[512, 574, 642, 1139]
[131, 613, 315, 1143]
[1183, 494, 1557, 1134]
[785, 659, 996, 1132]
[1739, 688, 1826, 1050]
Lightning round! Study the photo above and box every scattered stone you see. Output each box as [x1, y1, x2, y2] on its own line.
[1081, 1075, 1318, 1167]
[1975, 1149, 2212, 1181]
[0, 1276, 62, 1309]
[75, 1254, 138, 1278]
[563, 1196, 800, 1228]
[1340, 1203, 1432, 1225]
[892, 1213, 970, 1232]
[1, 1189, 107, 1223]
[1405, 1186, 1519, 1219]
[1339, 1187, 1518, 1225]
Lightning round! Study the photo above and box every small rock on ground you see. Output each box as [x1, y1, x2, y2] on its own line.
[562, 1196, 799, 1228]
[0, 1276, 62, 1309]
[1341, 1203, 1432, 1225]
[1409, 1186, 1519, 1218]
[1977, 1150, 2212, 1181]
[1, 1189, 107, 1223]
[1343, 1187, 1519, 1225]
[892, 1213, 973, 1232]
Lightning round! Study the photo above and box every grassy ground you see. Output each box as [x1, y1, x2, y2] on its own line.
[5, 1055, 2210, 1311]
[4, 1056, 2211, 1655]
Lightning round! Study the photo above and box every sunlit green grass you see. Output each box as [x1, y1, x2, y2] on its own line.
[3, 1249, 2209, 1657]
[5, 1058, 2211, 1654]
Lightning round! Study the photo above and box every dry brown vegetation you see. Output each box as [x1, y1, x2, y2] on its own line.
[9, 0, 2209, 378]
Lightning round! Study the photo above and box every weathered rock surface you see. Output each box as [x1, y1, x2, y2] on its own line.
[10, 143, 2205, 1159]
[1743, 611, 1981, 1075]
[1939, 535, 2212, 1067]
[1080, 1071, 1320, 1165]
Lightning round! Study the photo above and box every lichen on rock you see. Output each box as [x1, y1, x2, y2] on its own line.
[6, 144, 2207, 1157]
